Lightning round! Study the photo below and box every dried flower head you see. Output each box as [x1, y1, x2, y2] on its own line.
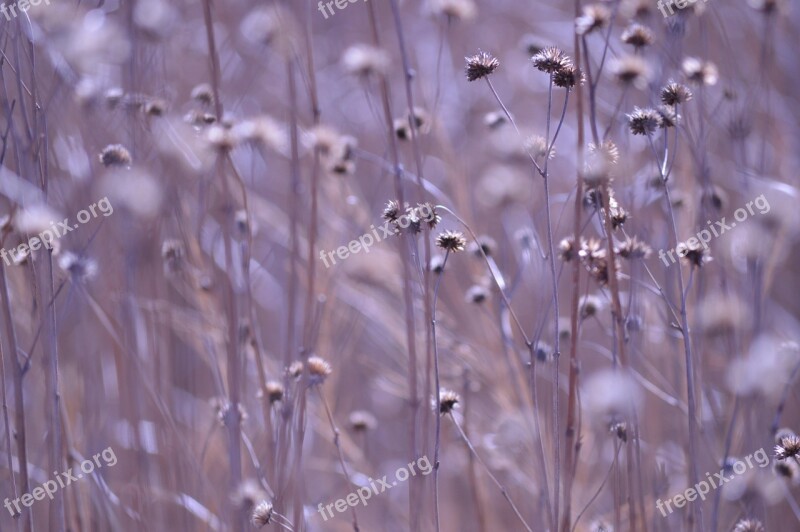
[58, 252, 98, 282]
[616, 236, 651, 260]
[430, 255, 446, 274]
[679, 240, 711, 268]
[429, 0, 476, 20]
[436, 230, 467, 252]
[532, 47, 572, 74]
[417, 202, 441, 229]
[465, 285, 489, 304]
[682, 57, 718, 86]
[525, 135, 555, 162]
[483, 111, 507, 129]
[288, 361, 304, 379]
[657, 105, 680, 128]
[264, 380, 284, 404]
[774, 460, 800, 482]
[233, 480, 268, 510]
[558, 237, 578, 262]
[775, 435, 800, 460]
[307, 356, 332, 385]
[342, 44, 390, 77]
[609, 421, 628, 442]
[611, 55, 650, 87]
[191, 83, 214, 106]
[464, 50, 499, 81]
[251, 500, 274, 528]
[621, 23, 655, 48]
[661, 81, 693, 106]
[349, 410, 377, 432]
[99, 144, 132, 167]
[580, 294, 603, 318]
[437, 389, 460, 414]
[627, 107, 662, 136]
[576, 4, 610, 36]
[383, 200, 403, 223]
[732, 519, 765, 532]
[553, 65, 584, 89]
[775, 428, 797, 445]
[469, 235, 497, 257]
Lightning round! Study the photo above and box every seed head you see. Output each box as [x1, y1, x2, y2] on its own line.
[464, 50, 499, 82]
[437, 389, 460, 414]
[469, 235, 497, 258]
[342, 44, 390, 77]
[588, 139, 620, 166]
[657, 105, 680, 128]
[417, 202, 441, 229]
[775, 428, 797, 445]
[429, 0, 477, 21]
[251, 501, 273, 528]
[679, 241, 711, 268]
[611, 55, 649, 87]
[733, 519, 765, 532]
[580, 294, 603, 318]
[483, 111, 507, 129]
[59, 252, 98, 282]
[383, 200, 403, 223]
[99, 144, 132, 167]
[288, 361, 303, 379]
[682, 57, 718, 86]
[430, 255, 446, 274]
[609, 421, 628, 442]
[525, 135, 555, 162]
[621, 23, 655, 49]
[465, 285, 489, 304]
[627, 107, 662, 136]
[532, 47, 572, 74]
[233, 480, 268, 511]
[775, 435, 800, 460]
[436, 230, 467, 253]
[616, 236, 651, 260]
[307, 356, 332, 385]
[774, 460, 800, 482]
[553, 64, 584, 89]
[264, 380, 284, 404]
[191, 83, 214, 106]
[575, 4, 610, 36]
[349, 410, 377, 432]
[661, 81, 693, 106]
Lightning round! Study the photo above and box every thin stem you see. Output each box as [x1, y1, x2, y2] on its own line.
[431, 249, 451, 532]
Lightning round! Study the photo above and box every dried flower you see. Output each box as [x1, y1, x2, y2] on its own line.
[436, 230, 467, 252]
[661, 81, 693, 106]
[251, 500, 274, 528]
[307, 356, 332, 385]
[679, 240, 711, 268]
[525, 135, 554, 162]
[611, 55, 649, 87]
[558, 237, 578, 262]
[430, 255, 446, 274]
[191, 83, 214, 106]
[682, 57, 718, 86]
[576, 4, 610, 36]
[609, 421, 628, 442]
[465, 285, 489, 304]
[437, 389, 460, 414]
[465, 50, 499, 81]
[775, 435, 800, 460]
[732, 519, 765, 532]
[342, 44, 390, 77]
[627, 107, 662, 136]
[264, 380, 284, 404]
[429, 0, 476, 20]
[775, 460, 800, 482]
[657, 105, 680, 128]
[616, 236, 651, 259]
[580, 294, 603, 318]
[288, 361, 304, 379]
[775, 428, 797, 445]
[233, 480, 268, 510]
[469, 235, 497, 257]
[553, 65, 584, 89]
[483, 111, 507, 129]
[621, 23, 655, 48]
[532, 47, 572, 74]
[59, 252, 98, 282]
[383, 200, 403, 223]
[349, 410, 377, 431]
[99, 144, 132, 167]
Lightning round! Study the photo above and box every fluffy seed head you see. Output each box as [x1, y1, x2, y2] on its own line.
[553, 65, 584, 88]
[661, 81, 693, 105]
[532, 47, 572, 74]
[775, 428, 797, 445]
[575, 4, 611, 35]
[59, 252, 98, 282]
[616, 236, 651, 260]
[682, 57, 718, 86]
[251, 501, 273, 528]
[264, 380, 284, 403]
[775, 435, 800, 460]
[733, 519, 765, 532]
[307, 356, 332, 385]
[437, 389, 460, 414]
[342, 44, 390, 77]
[436, 230, 467, 252]
[99, 144, 132, 167]
[621, 23, 655, 48]
[612, 55, 650, 87]
[627, 107, 662, 136]
[465, 285, 489, 304]
[465, 50, 499, 81]
[349, 410, 377, 431]
[580, 294, 603, 318]
[680, 240, 712, 268]
[429, 0, 477, 20]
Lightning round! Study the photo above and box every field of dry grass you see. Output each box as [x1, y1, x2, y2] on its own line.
[1, 0, 799, 531]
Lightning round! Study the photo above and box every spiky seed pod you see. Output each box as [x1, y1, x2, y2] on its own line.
[616, 236, 651, 259]
[627, 107, 662, 136]
[436, 230, 467, 252]
[553, 65, 584, 89]
[575, 4, 610, 35]
[531, 47, 572, 74]
[589, 139, 620, 167]
[251, 501, 274, 528]
[661, 81, 693, 105]
[610, 421, 628, 442]
[580, 294, 603, 318]
[465, 285, 489, 304]
[349, 410, 377, 431]
[680, 241, 711, 268]
[342, 44, 390, 77]
[732, 519, 765, 532]
[288, 361, 303, 379]
[99, 144, 132, 167]
[775, 435, 800, 460]
[383, 200, 403, 223]
[682, 57, 718, 86]
[464, 50, 499, 81]
[307, 356, 332, 385]
[525, 135, 554, 162]
[775, 428, 797, 445]
[417, 202, 441, 229]
[611, 55, 649, 87]
[621, 23, 655, 48]
[437, 389, 460, 414]
[264, 380, 284, 403]
[658, 105, 680, 128]
[430, 0, 477, 20]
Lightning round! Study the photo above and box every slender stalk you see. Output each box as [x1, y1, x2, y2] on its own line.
[431, 249, 450, 532]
